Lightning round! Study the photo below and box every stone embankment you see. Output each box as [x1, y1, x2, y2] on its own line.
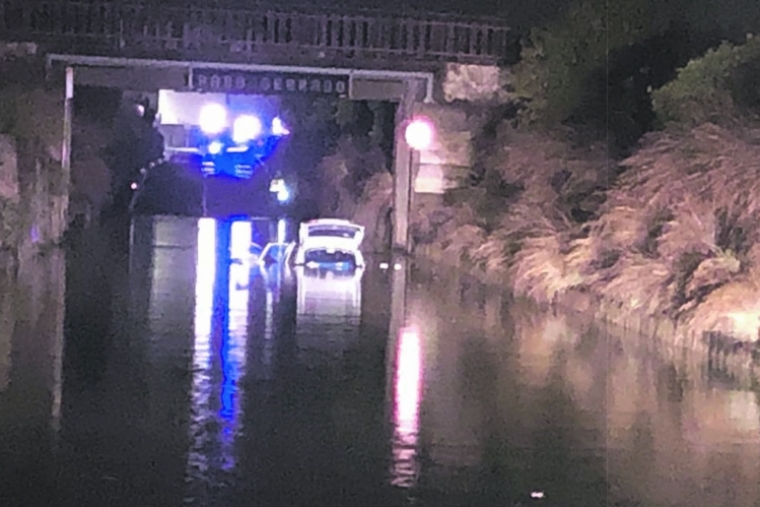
[0, 42, 112, 267]
[0, 42, 68, 274]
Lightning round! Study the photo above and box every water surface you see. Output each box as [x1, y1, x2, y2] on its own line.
[1, 216, 759, 507]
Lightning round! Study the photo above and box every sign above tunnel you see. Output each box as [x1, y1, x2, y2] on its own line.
[190, 68, 350, 97]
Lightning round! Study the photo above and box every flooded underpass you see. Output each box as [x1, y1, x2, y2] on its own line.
[2, 216, 760, 507]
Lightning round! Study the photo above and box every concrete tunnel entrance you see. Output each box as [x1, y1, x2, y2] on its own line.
[48, 54, 434, 253]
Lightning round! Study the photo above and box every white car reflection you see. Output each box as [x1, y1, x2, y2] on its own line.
[294, 264, 364, 367]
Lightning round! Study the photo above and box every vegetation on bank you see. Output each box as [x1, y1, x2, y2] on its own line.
[298, 97, 395, 249]
[511, 0, 656, 128]
[411, 31, 760, 341]
[281, 0, 751, 342]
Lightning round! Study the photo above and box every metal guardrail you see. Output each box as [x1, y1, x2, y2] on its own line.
[0, 1, 511, 66]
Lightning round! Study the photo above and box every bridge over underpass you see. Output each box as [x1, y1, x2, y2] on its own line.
[0, 1, 511, 70]
[0, 0, 512, 252]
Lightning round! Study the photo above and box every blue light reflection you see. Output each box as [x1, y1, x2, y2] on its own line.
[188, 217, 251, 481]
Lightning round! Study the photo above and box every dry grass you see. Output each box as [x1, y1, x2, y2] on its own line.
[440, 223, 487, 266]
[509, 234, 585, 304]
[462, 126, 608, 302]
[683, 278, 760, 341]
[331, 104, 760, 342]
[591, 253, 674, 316]
[408, 119, 760, 342]
[421, 125, 607, 299]
[585, 122, 760, 334]
[317, 135, 393, 222]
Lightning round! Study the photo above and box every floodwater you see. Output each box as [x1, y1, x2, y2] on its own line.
[1, 215, 760, 507]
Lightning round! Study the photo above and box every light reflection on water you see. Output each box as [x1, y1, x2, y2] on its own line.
[390, 325, 423, 489]
[186, 218, 252, 501]
[220, 220, 250, 467]
[187, 218, 214, 491]
[7, 217, 760, 505]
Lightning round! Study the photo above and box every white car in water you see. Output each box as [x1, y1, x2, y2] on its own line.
[292, 219, 365, 270]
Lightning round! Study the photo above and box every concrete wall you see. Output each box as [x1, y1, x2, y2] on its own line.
[413, 63, 511, 195]
[0, 45, 70, 401]
[331, 62, 512, 251]
[0, 136, 18, 391]
[0, 96, 67, 444]
[0, 42, 114, 262]
[0, 135, 19, 201]
[412, 103, 481, 194]
[0, 43, 69, 259]
[0, 135, 16, 392]
[439, 63, 512, 105]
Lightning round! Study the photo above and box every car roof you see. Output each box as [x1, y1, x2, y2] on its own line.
[303, 219, 360, 227]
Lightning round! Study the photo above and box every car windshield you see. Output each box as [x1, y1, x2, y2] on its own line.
[306, 227, 358, 240]
[304, 248, 356, 264]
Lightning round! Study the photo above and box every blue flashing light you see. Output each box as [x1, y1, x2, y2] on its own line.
[276, 187, 290, 203]
[208, 140, 224, 155]
[184, 111, 289, 180]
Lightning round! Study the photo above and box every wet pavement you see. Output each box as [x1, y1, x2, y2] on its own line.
[1, 215, 760, 507]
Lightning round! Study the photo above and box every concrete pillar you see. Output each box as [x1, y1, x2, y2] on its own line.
[56, 66, 74, 241]
[392, 79, 424, 253]
[413, 103, 476, 194]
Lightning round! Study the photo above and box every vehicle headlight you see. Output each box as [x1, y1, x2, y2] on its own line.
[199, 104, 227, 135]
[276, 187, 291, 203]
[207, 141, 224, 155]
[233, 114, 263, 144]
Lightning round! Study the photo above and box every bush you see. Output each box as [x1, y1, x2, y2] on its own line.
[410, 116, 760, 339]
[651, 35, 760, 128]
[414, 123, 609, 303]
[512, 0, 655, 126]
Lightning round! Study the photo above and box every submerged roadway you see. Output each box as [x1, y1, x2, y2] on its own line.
[0, 216, 758, 507]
